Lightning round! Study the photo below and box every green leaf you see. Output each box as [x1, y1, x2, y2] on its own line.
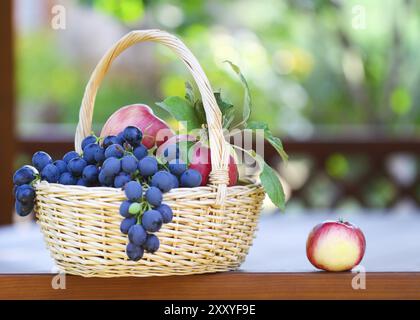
[224, 60, 251, 128]
[214, 91, 234, 114]
[185, 81, 195, 105]
[214, 91, 235, 129]
[193, 100, 207, 126]
[185, 82, 207, 126]
[247, 121, 289, 162]
[252, 152, 285, 211]
[156, 96, 202, 131]
[222, 108, 235, 129]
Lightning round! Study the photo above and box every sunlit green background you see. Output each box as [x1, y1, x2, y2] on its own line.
[15, 0, 420, 209]
[17, 0, 420, 136]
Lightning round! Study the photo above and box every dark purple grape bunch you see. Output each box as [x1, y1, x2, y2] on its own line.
[161, 143, 203, 189]
[52, 125, 147, 188]
[13, 165, 39, 217]
[120, 181, 174, 261]
[95, 126, 146, 188]
[13, 149, 68, 216]
[12, 148, 82, 217]
[118, 135, 204, 261]
[12, 125, 203, 261]
[59, 125, 147, 188]
[11, 126, 145, 216]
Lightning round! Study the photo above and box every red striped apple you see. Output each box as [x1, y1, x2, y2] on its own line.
[306, 220, 366, 272]
[100, 104, 174, 149]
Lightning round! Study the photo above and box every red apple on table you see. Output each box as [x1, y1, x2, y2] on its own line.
[156, 134, 239, 186]
[100, 104, 174, 149]
[306, 220, 366, 272]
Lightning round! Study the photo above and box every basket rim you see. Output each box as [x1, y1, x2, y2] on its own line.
[34, 180, 262, 193]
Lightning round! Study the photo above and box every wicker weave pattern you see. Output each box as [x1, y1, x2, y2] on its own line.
[35, 30, 265, 277]
[36, 182, 264, 277]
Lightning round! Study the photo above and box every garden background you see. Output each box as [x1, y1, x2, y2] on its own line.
[1, 0, 420, 225]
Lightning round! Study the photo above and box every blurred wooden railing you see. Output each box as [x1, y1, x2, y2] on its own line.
[15, 135, 420, 207]
[272, 138, 420, 208]
[1, 135, 419, 225]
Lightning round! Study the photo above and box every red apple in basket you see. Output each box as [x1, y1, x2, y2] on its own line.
[157, 134, 239, 186]
[100, 104, 174, 149]
[306, 220, 366, 272]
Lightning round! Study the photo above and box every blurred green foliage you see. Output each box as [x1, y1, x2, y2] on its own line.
[16, 0, 420, 209]
[17, 0, 420, 137]
[80, 0, 144, 23]
[326, 153, 349, 179]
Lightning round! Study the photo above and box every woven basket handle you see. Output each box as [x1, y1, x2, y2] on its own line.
[75, 30, 230, 201]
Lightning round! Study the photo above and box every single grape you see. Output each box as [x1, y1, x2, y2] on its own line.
[63, 151, 79, 164]
[94, 146, 105, 164]
[82, 165, 99, 184]
[15, 201, 34, 217]
[126, 242, 144, 261]
[151, 171, 173, 193]
[120, 217, 137, 234]
[121, 155, 138, 174]
[123, 126, 143, 147]
[141, 209, 163, 232]
[168, 159, 187, 176]
[124, 181, 142, 201]
[41, 164, 60, 183]
[171, 173, 179, 189]
[101, 157, 121, 176]
[15, 184, 35, 206]
[128, 224, 147, 246]
[59, 172, 77, 185]
[13, 166, 38, 186]
[133, 144, 148, 160]
[104, 144, 124, 159]
[119, 200, 132, 218]
[116, 132, 126, 145]
[180, 169, 202, 188]
[145, 187, 163, 207]
[53, 160, 67, 174]
[67, 157, 87, 177]
[98, 170, 114, 187]
[142, 234, 160, 253]
[32, 151, 53, 172]
[156, 204, 173, 223]
[114, 172, 131, 188]
[102, 135, 119, 149]
[129, 202, 141, 215]
[138, 156, 158, 177]
[83, 143, 101, 164]
[77, 178, 88, 186]
[81, 135, 97, 150]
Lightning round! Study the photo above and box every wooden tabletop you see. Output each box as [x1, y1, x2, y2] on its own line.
[1, 211, 420, 299]
[0, 272, 419, 300]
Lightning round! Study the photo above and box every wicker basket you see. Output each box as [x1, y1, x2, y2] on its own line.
[35, 29, 265, 277]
